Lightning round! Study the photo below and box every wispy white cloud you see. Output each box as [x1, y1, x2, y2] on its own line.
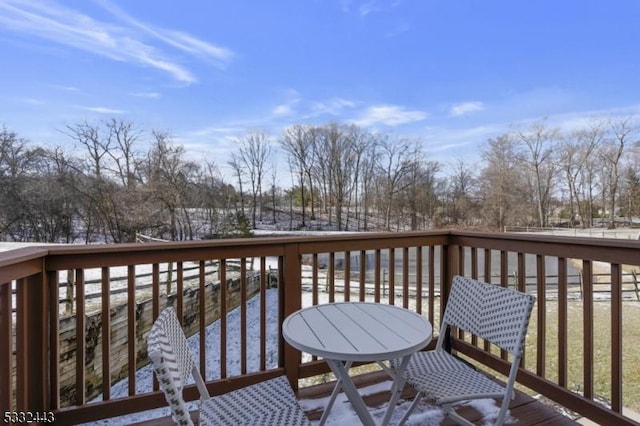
[0, 0, 234, 84]
[49, 84, 79, 92]
[310, 97, 356, 116]
[450, 101, 484, 117]
[354, 104, 427, 126]
[130, 91, 161, 99]
[96, 0, 233, 68]
[78, 106, 126, 114]
[273, 103, 295, 117]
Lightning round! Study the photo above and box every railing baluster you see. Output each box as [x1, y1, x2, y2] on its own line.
[558, 257, 568, 388]
[220, 259, 227, 379]
[374, 249, 381, 303]
[240, 258, 247, 375]
[416, 246, 422, 315]
[403, 247, 409, 309]
[389, 247, 395, 305]
[582, 259, 594, 400]
[428, 246, 435, 326]
[152, 263, 160, 392]
[127, 265, 135, 396]
[260, 257, 267, 372]
[199, 260, 207, 377]
[48, 271, 60, 410]
[611, 263, 622, 413]
[329, 252, 335, 303]
[0, 281, 12, 413]
[536, 255, 546, 377]
[471, 247, 478, 279]
[359, 249, 366, 302]
[101, 267, 111, 401]
[312, 253, 318, 306]
[75, 270, 86, 405]
[176, 262, 184, 321]
[344, 251, 350, 301]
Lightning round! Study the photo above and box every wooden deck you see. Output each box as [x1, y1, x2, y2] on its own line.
[132, 371, 579, 425]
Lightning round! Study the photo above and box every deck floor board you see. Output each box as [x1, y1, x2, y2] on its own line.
[133, 371, 578, 425]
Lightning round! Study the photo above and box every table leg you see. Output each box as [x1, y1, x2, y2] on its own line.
[325, 359, 376, 426]
[319, 361, 352, 426]
[380, 355, 411, 426]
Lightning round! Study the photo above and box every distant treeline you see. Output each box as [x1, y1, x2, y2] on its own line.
[1, 115, 638, 243]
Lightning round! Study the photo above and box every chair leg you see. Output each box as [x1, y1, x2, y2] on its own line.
[397, 392, 423, 426]
[494, 396, 510, 426]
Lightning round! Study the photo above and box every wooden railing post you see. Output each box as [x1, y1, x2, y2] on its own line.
[17, 272, 49, 413]
[280, 242, 302, 390]
[440, 234, 459, 317]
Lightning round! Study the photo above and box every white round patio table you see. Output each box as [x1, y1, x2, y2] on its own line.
[283, 302, 432, 426]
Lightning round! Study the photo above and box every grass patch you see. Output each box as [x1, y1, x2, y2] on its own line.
[523, 300, 640, 412]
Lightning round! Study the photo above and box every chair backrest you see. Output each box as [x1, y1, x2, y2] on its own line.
[148, 307, 206, 426]
[437, 276, 536, 356]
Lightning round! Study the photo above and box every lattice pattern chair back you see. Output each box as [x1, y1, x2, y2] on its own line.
[148, 307, 311, 426]
[148, 307, 198, 426]
[438, 276, 535, 356]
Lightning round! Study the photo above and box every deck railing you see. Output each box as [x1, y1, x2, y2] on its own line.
[0, 231, 638, 425]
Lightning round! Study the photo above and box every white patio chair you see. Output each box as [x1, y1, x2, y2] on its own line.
[395, 275, 536, 426]
[147, 307, 311, 426]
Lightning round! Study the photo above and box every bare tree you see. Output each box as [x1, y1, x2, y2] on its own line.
[443, 158, 477, 226]
[376, 137, 414, 230]
[280, 125, 315, 228]
[233, 131, 271, 228]
[104, 119, 142, 189]
[480, 134, 528, 229]
[513, 121, 561, 227]
[560, 121, 603, 227]
[600, 116, 638, 228]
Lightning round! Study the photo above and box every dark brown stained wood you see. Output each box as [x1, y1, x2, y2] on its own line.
[151, 263, 160, 393]
[611, 263, 623, 413]
[0, 230, 635, 425]
[328, 251, 335, 303]
[402, 247, 409, 308]
[259, 257, 267, 372]
[176, 262, 184, 322]
[199, 260, 206, 377]
[219, 259, 227, 379]
[374, 248, 381, 303]
[312, 252, 319, 306]
[517, 252, 526, 364]
[101, 267, 111, 401]
[389, 247, 395, 305]
[48, 270, 60, 409]
[537, 254, 546, 377]
[127, 265, 136, 396]
[281, 243, 301, 390]
[582, 260, 594, 400]
[344, 250, 350, 301]
[75, 270, 86, 405]
[428, 245, 435, 325]
[415, 245, 422, 315]
[359, 249, 366, 302]
[240, 258, 247, 375]
[558, 257, 568, 389]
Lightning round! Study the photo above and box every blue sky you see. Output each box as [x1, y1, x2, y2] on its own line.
[1, 0, 639, 174]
